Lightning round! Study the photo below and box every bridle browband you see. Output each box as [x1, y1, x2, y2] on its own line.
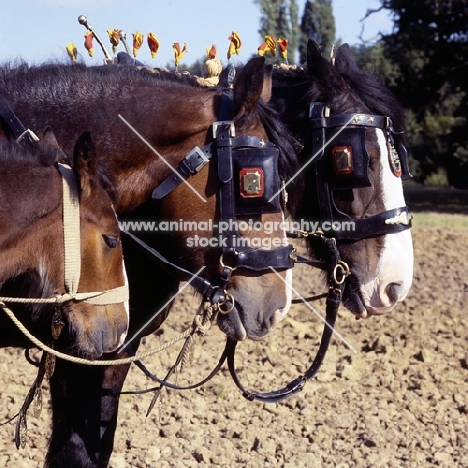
[308, 102, 412, 242]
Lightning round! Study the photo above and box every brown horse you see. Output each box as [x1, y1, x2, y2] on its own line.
[271, 40, 414, 318]
[0, 129, 129, 359]
[0, 58, 299, 340]
[0, 58, 301, 466]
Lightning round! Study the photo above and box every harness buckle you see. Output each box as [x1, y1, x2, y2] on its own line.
[212, 121, 235, 139]
[186, 146, 210, 173]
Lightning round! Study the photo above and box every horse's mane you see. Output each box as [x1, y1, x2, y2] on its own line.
[256, 100, 303, 215]
[337, 65, 407, 133]
[0, 140, 51, 166]
[0, 139, 117, 203]
[0, 62, 208, 108]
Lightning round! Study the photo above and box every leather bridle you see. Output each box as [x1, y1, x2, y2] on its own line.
[308, 102, 413, 242]
[132, 91, 294, 309]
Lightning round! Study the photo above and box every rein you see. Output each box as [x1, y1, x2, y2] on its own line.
[224, 234, 348, 403]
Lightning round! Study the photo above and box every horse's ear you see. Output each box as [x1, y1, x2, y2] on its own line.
[73, 131, 98, 198]
[306, 39, 323, 75]
[233, 56, 266, 120]
[335, 43, 358, 74]
[306, 39, 342, 94]
[39, 126, 67, 164]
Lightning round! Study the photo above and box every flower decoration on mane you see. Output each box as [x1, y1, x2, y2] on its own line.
[66, 43, 77, 63]
[227, 32, 242, 59]
[132, 31, 144, 57]
[173, 42, 188, 67]
[258, 35, 277, 57]
[107, 28, 120, 54]
[198, 44, 222, 86]
[84, 32, 94, 57]
[206, 44, 217, 60]
[147, 32, 160, 59]
[277, 38, 288, 60]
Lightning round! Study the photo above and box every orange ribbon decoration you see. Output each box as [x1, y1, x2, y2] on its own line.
[84, 32, 94, 57]
[278, 38, 288, 60]
[147, 32, 160, 59]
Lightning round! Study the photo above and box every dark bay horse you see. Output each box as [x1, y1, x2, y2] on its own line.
[0, 129, 129, 359]
[0, 58, 300, 466]
[0, 57, 299, 340]
[271, 40, 414, 318]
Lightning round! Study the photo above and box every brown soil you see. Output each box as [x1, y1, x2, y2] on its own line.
[1, 218, 467, 468]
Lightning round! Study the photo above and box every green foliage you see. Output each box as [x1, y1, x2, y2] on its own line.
[378, 0, 468, 188]
[298, 0, 336, 62]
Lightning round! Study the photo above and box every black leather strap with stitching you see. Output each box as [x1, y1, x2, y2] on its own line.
[310, 113, 389, 130]
[0, 94, 28, 140]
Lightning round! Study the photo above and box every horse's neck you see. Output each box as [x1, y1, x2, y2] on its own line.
[8, 74, 217, 213]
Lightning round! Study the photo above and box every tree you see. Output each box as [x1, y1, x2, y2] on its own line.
[298, 0, 336, 63]
[374, 0, 468, 187]
[255, 0, 301, 64]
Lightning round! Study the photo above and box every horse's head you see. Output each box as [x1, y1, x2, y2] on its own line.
[138, 57, 299, 341]
[272, 40, 413, 318]
[0, 129, 129, 358]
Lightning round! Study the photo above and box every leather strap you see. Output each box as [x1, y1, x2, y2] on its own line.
[121, 230, 219, 300]
[0, 93, 27, 140]
[311, 113, 389, 130]
[334, 205, 412, 242]
[225, 236, 345, 403]
[152, 136, 277, 200]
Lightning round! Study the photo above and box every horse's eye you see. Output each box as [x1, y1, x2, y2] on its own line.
[103, 234, 118, 249]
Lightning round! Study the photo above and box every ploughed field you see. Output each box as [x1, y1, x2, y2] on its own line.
[1, 188, 467, 468]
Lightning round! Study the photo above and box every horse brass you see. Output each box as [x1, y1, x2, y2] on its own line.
[239, 168, 264, 197]
[332, 146, 353, 175]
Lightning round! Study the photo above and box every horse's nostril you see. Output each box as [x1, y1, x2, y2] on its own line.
[385, 282, 403, 303]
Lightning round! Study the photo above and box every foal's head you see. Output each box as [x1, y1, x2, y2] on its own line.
[0, 130, 129, 358]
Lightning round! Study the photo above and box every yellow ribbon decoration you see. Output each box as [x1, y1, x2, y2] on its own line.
[66, 43, 77, 63]
[107, 28, 120, 54]
[173, 42, 188, 67]
[258, 35, 277, 57]
[132, 31, 144, 57]
[227, 32, 242, 59]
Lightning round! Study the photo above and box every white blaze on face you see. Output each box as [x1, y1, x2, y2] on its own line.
[360, 130, 414, 313]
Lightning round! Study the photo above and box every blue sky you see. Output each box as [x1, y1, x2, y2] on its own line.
[0, 0, 392, 67]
